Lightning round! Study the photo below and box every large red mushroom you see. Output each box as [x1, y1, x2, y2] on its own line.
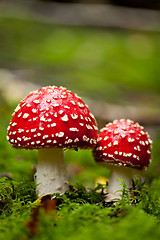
[93, 119, 152, 202]
[7, 86, 98, 197]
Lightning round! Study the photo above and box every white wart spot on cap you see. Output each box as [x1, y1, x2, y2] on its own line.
[69, 128, 79, 132]
[56, 132, 65, 138]
[33, 100, 40, 104]
[23, 113, 29, 119]
[113, 140, 118, 146]
[12, 122, 17, 127]
[128, 138, 135, 143]
[32, 109, 37, 113]
[61, 114, 69, 122]
[77, 102, 85, 108]
[71, 114, 78, 119]
[14, 105, 21, 112]
[51, 123, 56, 127]
[40, 116, 46, 122]
[83, 135, 89, 142]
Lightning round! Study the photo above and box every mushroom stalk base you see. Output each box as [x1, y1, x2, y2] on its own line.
[35, 148, 69, 197]
[106, 166, 133, 202]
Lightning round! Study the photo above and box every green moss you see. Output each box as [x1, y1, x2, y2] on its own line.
[0, 177, 36, 218]
[29, 199, 160, 240]
[133, 182, 160, 219]
[55, 184, 104, 209]
[0, 177, 36, 240]
[0, 176, 159, 240]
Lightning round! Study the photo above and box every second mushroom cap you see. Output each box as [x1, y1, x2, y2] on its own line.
[93, 119, 152, 170]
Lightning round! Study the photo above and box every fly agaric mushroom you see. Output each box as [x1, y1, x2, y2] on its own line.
[93, 119, 152, 202]
[7, 86, 98, 197]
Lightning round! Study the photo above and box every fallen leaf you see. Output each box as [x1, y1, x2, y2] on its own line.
[25, 194, 56, 237]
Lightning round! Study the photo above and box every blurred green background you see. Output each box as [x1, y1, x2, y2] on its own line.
[0, 0, 160, 187]
[0, 18, 160, 103]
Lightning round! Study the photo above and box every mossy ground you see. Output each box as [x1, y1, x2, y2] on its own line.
[0, 177, 160, 240]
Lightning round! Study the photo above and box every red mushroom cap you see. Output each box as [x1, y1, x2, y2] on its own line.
[93, 119, 152, 170]
[7, 86, 98, 149]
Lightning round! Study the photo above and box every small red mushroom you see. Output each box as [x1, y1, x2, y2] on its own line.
[7, 86, 98, 197]
[93, 119, 152, 202]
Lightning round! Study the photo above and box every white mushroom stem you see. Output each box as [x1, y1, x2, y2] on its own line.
[35, 148, 69, 197]
[105, 165, 133, 202]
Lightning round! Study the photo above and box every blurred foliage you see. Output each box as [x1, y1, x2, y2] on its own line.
[0, 18, 160, 105]
[146, 129, 160, 181]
